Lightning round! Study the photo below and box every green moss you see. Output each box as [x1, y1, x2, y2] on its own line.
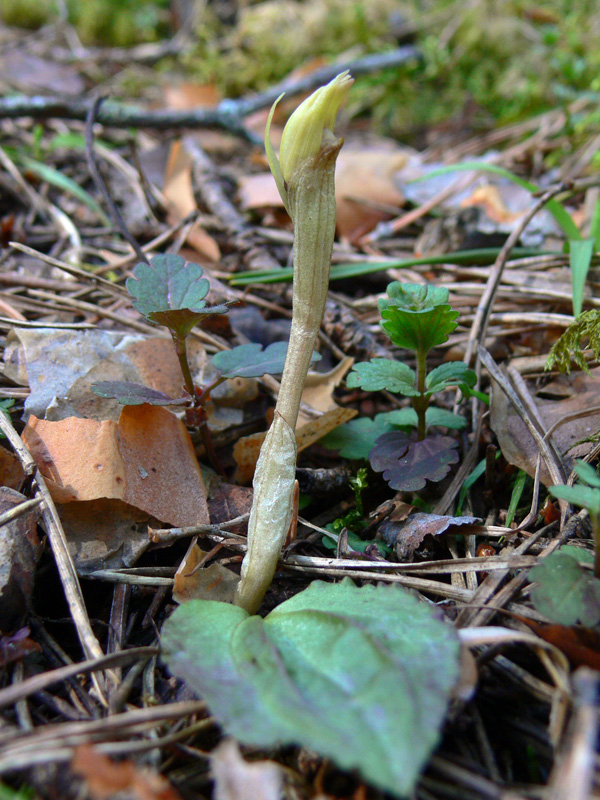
[0, 0, 54, 29]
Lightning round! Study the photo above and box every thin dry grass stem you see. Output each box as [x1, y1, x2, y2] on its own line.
[546, 668, 600, 800]
[0, 646, 159, 711]
[478, 346, 566, 488]
[0, 701, 211, 773]
[465, 183, 570, 368]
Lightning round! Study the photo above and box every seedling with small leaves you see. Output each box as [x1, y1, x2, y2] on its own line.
[324, 282, 480, 492]
[530, 462, 600, 626]
[92, 254, 313, 472]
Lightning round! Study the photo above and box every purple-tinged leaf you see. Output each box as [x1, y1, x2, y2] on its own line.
[91, 381, 187, 406]
[369, 431, 459, 491]
[380, 512, 482, 560]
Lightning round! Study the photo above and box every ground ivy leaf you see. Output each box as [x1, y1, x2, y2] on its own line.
[126, 254, 228, 338]
[162, 580, 460, 797]
[529, 550, 600, 626]
[425, 362, 476, 394]
[320, 415, 396, 459]
[346, 359, 418, 395]
[91, 381, 185, 406]
[369, 431, 459, 491]
[212, 342, 320, 379]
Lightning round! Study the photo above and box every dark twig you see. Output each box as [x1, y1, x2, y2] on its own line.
[0, 46, 420, 138]
[85, 96, 149, 266]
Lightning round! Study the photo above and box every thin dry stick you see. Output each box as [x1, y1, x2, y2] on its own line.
[0, 646, 159, 710]
[464, 182, 568, 367]
[0, 411, 108, 686]
[85, 96, 149, 266]
[477, 346, 566, 488]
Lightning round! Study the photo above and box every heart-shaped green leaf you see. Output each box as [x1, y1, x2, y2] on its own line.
[530, 548, 600, 626]
[346, 359, 418, 395]
[162, 579, 460, 797]
[212, 342, 320, 379]
[126, 254, 228, 338]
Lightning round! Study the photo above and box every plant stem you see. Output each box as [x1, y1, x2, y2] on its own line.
[171, 331, 195, 399]
[414, 349, 429, 441]
[592, 512, 600, 578]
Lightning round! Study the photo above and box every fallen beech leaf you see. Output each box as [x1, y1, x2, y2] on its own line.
[0, 444, 25, 490]
[335, 142, 408, 242]
[72, 744, 183, 800]
[173, 539, 239, 604]
[164, 141, 220, 262]
[490, 367, 600, 484]
[23, 405, 209, 527]
[58, 499, 161, 574]
[0, 487, 42, 629]
[518, 618, 600, 671]
[379, 512, 482, 560]
[211, 739, 282, 800]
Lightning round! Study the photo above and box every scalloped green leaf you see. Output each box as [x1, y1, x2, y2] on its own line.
[379, 282, 451, 313]
[369, 431, 459, 491]
[346, 359, 418, 395]
[126, 254, 228, 338]
[425, 362, 477, 394]
[529, 549, 600, 626]
[381, 407, 467, 431]
[381, 304, 459, 354]
[549, 483, 600, 516]
[162, 579, 460, 798]
[320, 415, 395, 460]
[573, 461, 600, 489]
[91, 381, 186, 406]
[212, 342, 320, 379]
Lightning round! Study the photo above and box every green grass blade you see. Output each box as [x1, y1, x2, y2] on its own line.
[412, 161, 581, 241]
[229, 247, 557, 285]
[505, 469, 528, 528]
[590, 197, 600, 252]
[18, 155, 110, 225]
[569, 238, 594, 316]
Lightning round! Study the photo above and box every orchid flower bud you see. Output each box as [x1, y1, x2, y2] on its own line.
[265, 71, 353, 212]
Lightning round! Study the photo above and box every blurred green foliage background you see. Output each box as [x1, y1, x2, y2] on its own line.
[2, 0, 600, 142]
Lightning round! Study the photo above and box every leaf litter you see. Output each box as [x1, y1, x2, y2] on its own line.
[0, 10, 599, 800]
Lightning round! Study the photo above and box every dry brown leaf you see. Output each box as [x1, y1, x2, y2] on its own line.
[490, 367, 600, 484]
[163, 82, 221, 110]
[299, 356, 355, 422]
[334, 142, 408, 242]
[0, 444, 25, 490]
[0, 486, 42, 630]
[72, 744, 183, 800]
[173, 538, 239, 604]
[23, 405, 209, 526]
[461, 184, 520, 224]
[233, 406, 357, 484]
[163, 141, 220, 262]
[211, 739, 282, 800]
[58, 498, 161, 574]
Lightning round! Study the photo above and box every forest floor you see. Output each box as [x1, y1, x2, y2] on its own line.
[1, 3, 600, 800]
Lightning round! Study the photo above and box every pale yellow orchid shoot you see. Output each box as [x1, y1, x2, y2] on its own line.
[235, 72, 352, 614]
